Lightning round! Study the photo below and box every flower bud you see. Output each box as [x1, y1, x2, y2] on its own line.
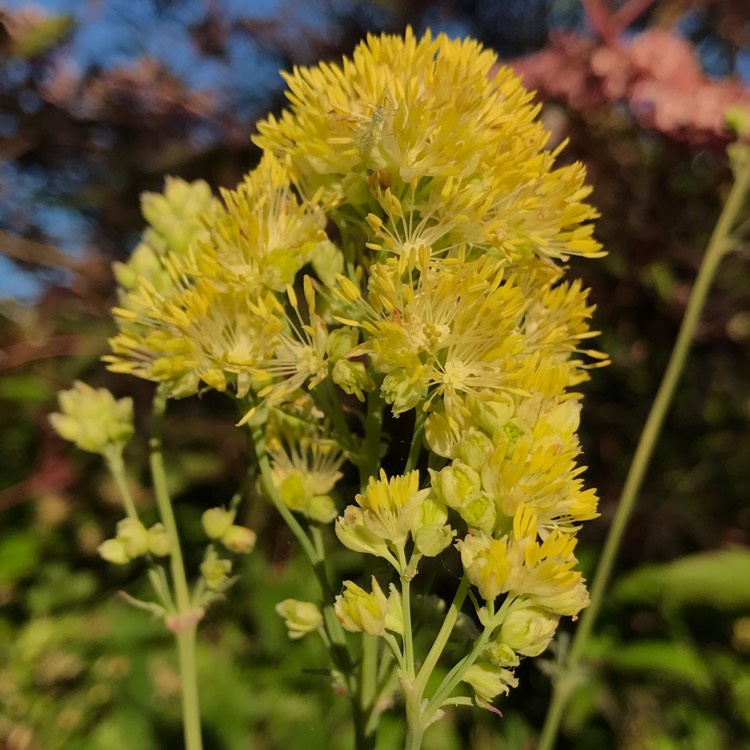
[115, 518, 149, 558]
[381, 368, 425, 413]
[221, 525, 257, 554]
[334, 577, 388, 636]
[483, 641, 519, 668]
[456, 429, 493, 472]
[200, 552, 232, 591]
[49, 381, 134, 455]
[201, 507, 234, 540]
[275, 599, 323, 639]
[147, 522, 172, 557]
[307, 495, 338, 524]
[411, 496, 453, 557]
[460, 494, 496, 534]
[462, 662, 518, 707]
[474, 397, 514, 436]
[414, 524, 454, 557]
[431, 461, 480, 511]
[98, 538, 130, 565]
[325, 327, 358, 361]
[311, 239, 344, 287]
[278, 473, 309, 512]
[499, 607, 559, 657]
[457, 534, 510, 602]
[332, 359, 373, 402]
[335, 506, 390, 559]
[424, 411, 460, 458]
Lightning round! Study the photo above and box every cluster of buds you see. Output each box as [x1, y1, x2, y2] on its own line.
[98, 518, 171, 565]
[49, 381, 133, 457]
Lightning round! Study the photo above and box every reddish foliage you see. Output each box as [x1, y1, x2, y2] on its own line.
[511, 27, 750, 149]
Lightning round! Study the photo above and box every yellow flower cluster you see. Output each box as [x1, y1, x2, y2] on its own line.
[103, 28, 606, 711]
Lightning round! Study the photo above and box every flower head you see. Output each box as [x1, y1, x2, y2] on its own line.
[50, 381, 133, 456]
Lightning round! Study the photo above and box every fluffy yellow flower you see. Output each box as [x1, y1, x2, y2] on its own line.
[457, 507, 589, 616]
[255, 28, 603, 266]
[268, 425, 344, 524]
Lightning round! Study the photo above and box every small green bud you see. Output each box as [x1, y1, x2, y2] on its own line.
[332, 359, 373, 401]
[278, 473, 309, 512]
[432, 461, 481, 511]
[499, 607, 559, 657]
[413, 523, 454, 557]
[201, 507, 234, 539]
[381, 368, 425, 413]
[115, 518, 149, 558]
[457, 429, 493, 472]
[147, 523, 172, 557]
[275, 599, 323, 639]
[221, 525, 257, 554]
[311, 239, 345, 287]
[307, 495, 338, 524]
[460, 494, 496, 534]
[98, 538, 130, 565]
[325, 327, 358, 361]
[200, 552, 232, 591]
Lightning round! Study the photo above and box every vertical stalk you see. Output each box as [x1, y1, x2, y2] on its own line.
[359, 386, 384, 490]
[106, 450, 139, 521]
[537, 151, 750, 750]
[149, 387, 203, 750]
[176, 625, 202, 750]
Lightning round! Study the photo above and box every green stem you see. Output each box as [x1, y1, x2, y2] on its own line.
[359, 386, 384, 490]
[150, 389, 191, 614]
[149, 388, 203, 750]
[404, 409, 426, 474]
[105, 450, 139, 521]
[413, 575, 470, 697]
[319, 378, 358, 454]
[401, 575, 416, 682]
[404, 688, 425, 750]
[423, 599, 504, 722]
[537, 150, 750, 750]
[249, 421, 355, 685]
[250, 422, 319, 565]
[176, 625, 202, 750]
[360, 634, 379, 712]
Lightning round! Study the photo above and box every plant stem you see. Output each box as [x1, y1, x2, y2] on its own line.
[149, 387, 203, 750]
[249, 420, 355, 687]
[359, 386, 384, 490]
[401, 575, 416, 682]
[106, 450, 139, 521]
[176, 624, 202, 750]
[537, 150, 750, 750]
[404, 409, 426, 474]
[413, 575, 470, 697]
